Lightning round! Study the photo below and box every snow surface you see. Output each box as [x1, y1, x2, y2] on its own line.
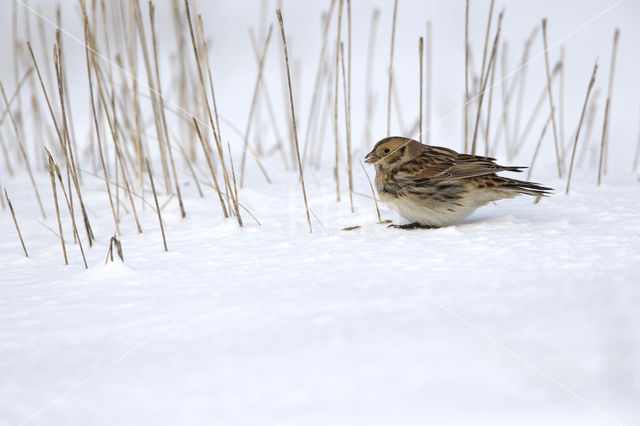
[1, 168, 639, 425]
[1, 0, 640, 424]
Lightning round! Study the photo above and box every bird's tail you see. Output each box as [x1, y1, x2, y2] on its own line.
[498, 177, 553, 197]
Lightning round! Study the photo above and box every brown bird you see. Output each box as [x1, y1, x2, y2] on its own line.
[364, 137, 552, 229]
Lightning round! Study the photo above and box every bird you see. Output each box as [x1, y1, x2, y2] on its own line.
[364, 136, 552, 229]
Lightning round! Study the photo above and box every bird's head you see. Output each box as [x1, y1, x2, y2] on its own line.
[364, 137, 415, 171]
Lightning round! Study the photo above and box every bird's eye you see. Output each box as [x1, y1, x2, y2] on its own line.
[383, 148, 390, 154]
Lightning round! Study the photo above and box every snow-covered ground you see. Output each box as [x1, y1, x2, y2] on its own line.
[2, 0, 640, 424]
[1, 167, 639, 425]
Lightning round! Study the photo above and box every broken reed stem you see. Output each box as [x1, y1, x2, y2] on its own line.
[150, 2, 186, 217]
[470, 12, 502, 155]
[193, 118, 229, 218]
[145, 158, 168, 252]
[333, 0, 344, 202]
[541, 19, 563, 178]
[47, 155, 68, 265]
[386, 0, 399, 136]
[276, 9, 312, 233]
[527, 114, 553, 181]
[4, 188, 28, 257]
[226, 142, 243, 227]
[0, 83, 46, 220]
[105, 235, 124, 263]
[463, 0, 469, 152]
[239, 24, 274, 187]
[598, 28, 619, 186]
[419, 36, 424, 143]
[340, 42, 354, 213]
[567, 63, 598, 195]
[359, 160, 381, 222]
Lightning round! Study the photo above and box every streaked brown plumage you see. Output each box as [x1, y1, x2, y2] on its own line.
[364, 137, 552, 228]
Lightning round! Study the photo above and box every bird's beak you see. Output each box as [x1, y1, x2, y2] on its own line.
[364, 151, 378, 164]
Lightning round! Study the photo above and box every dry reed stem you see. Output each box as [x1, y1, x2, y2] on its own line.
[145, 158, 168, 252]
[464, 0, 469, 152]
[226, 142, 243, 227]
[541, 19, 563, 177]
[340, 42, 354, 213]
[386, 0, 399, 136]
[52, 41, 94, 246]
[470, 12, 502, 155]
[131, 0, 172, 193]
[362, 9, 380, 151]
[88, 45, 143, 234]
[527, 114, 553, 180]
[477, 0, 496, 95]
[0, 68, 33, 126]
[248, 29, 289, 170]
[277, 9, 312, 233]
[498, 41, 512, 158]
[4, 188, 28, 257]
[47, 154, 68, 265]
[358, 160, 381, 222]
[484, 46, 497, 156]
[52, 162, 88, 269]
[301, 0, 336, 166]
[106, 235, 124, 263]
[513, 61, 561, 157]
[197, 16, 223, 153]
[0, 83, 46, 219]
[511, 27, 539, 145]
[598, 28, 619, 186]
[419, 36, 424, 143]
[567, 63, 598, 195]
[150, 2, 186, 217]
[125, 1, 144, 193]
[83, 16, 120, 236]
[176, 141, 204, 197]
[239, 25, 274, 187]
[193, 118, 228, 218]
[333, 0, 344, 202]
[559, 46, 566, 148]
[634, 106, 640, 172]
[184, 0, 234, 210]
[425, 21, 432, 145]
[347, 0, 353, 211]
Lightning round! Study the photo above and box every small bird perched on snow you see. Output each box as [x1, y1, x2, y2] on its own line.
[364, 136, 552, 229]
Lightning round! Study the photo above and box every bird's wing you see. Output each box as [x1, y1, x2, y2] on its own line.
[394, 146, 457, 182]
[445, 154, 524, 180]
[398, 147, 524, 184]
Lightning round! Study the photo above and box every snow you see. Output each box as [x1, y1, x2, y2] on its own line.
[1, 168, 640, 425]
[1, 0, 640, 424]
